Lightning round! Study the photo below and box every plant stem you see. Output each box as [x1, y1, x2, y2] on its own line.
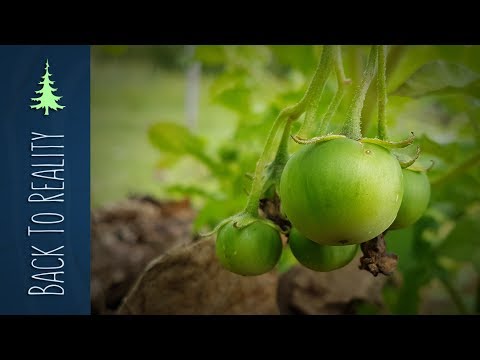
[317, 46, 350, 135]
[274, 119, 293, 166]
[244, 110, 287, 215]
[431, 151, 480, 187]
[296, 45, 334, 138]
[439, 275, 468, 314]
[377, 45, 388, 140]
[244, 50, 332, 216]
[341, 46, 378, 140]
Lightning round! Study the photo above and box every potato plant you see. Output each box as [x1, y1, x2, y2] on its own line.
[149, 45, 480, 314]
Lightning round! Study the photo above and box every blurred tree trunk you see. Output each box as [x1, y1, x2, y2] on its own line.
[185, 45, 201, 130]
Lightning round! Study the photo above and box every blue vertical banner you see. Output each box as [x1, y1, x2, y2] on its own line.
[0, 46, 90, 314]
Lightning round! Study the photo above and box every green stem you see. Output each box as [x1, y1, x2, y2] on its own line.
[431, 151, 480, 187]
[244, 110, 288, 215]
[377, 45, 388, 140]
[296, 45, 334, 138]
[273, 119, 293, 166]
[244, 50, 331, 216]
[341, 46, 378, 140]
[317, 46, 350, 135]
[439, 275, 468, 314]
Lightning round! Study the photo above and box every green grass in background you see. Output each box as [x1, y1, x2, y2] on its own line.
[91, 59, 235, 208]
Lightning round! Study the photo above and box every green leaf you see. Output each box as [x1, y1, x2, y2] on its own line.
[209, 70, 253, 113]
[392, 61, 480, 98]
[437, 215, 480, 271]
[194, 46, 226, 66]
[149, 122, 221, 175]
[393, 266, 435, 314]
[149, 122, 205, 155]
[214, 87, 251, 113]
[155, 153, 182, 169]
[193, 197, 245, 232]
[416, 134, 460, 162]
[269, 45, 318, 75]
[387, 216, 438, 314]
[166, 184, 221, 200]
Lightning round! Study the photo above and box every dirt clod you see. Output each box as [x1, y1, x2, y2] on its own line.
[117, 238, 279, 315]
[91, 196, 195, 314]
[359, 232, 398, 277]
[277, 257, 387, 314]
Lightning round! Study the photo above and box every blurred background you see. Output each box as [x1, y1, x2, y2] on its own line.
[91, 45, 480, 315]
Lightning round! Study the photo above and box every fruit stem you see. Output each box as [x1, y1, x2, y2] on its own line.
[295, 45, 334, 138]
[377, 45, 388, 140]
[341, 46, 378, 140]
[317, 46, 351, 135]
[273, 119, 293, 168]
[244, 49, 332, 216]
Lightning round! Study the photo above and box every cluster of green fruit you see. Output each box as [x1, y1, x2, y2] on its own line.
[210, 45, 431, 277]
[216, 137, 431, 276]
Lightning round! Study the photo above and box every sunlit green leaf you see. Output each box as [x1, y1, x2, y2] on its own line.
[193, 197, 245, 232]
[149, 121, 205, 155]
[149, 122, 222, 176]
[194, 45, 226, 66]
[166, 184, 222, 200]
[392, 61, 480, 98]
[270, 45, 318, 75]
[214, 87, 251, 113]
[437, 215, 480, 271]
[417, 134, 460, 162]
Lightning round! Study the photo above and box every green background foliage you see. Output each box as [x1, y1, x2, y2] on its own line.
[92, 45, 480, 314]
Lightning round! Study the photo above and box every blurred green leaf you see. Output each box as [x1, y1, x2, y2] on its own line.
[166, 184, 222, 200]
[194, 46, 226, 66]
[193, 197, 245, 232]
[437, 215, 480, 271]
[214, 87, 251, 113]
[394, 266, 434, 314]
[99, 45, 129, 57]
[149, 122, 205, 155]
[392, 61, 480, 98]
[155, 153, 182, 169]
[388, 216, 438, 314]
[270, 45, 318, 75]
[209, 69, 253, 113]
[385, 227, 415, 272]
[417, 134, 460, 162]
[149, 122, 221, 175]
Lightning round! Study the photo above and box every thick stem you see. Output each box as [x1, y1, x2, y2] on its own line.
[377, 45, 388, 140]
[273, 119, 293, 166]
[244, 110, 288, 215]
[296, 45, 334, 138]
[244, 50, 332, 216]
[317, 46, 350, 135]
[341, 46, 378, 140]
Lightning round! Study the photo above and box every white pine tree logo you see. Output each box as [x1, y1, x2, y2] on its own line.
[31, 59, 65, 116]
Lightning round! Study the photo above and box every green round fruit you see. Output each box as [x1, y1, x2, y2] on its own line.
[280, 138, 403, 245]
[389, 169, 430, 230]
[289, 228, 358, 272]
[215, 221, 282, 276]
